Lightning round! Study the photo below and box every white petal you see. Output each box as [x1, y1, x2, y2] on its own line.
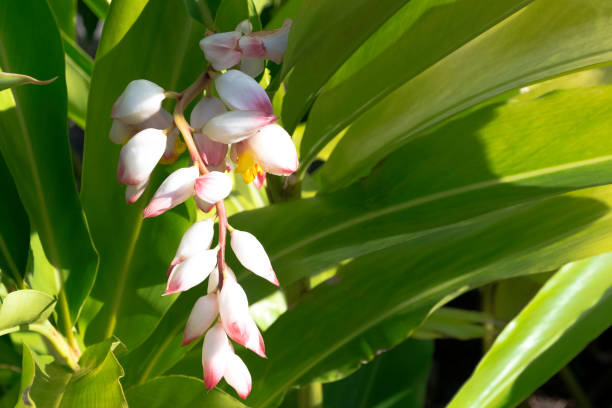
[170, 219, 215, 272]
[215, 70, 273, 114]
[194, 171, 233, 204]
[182, 294, 219, 346]
[223, 353, 252, 399]
[231, 229, 278, 286]
[218, 279, 252, 346]
[143, 166, 199, 218]
[190, 96, 227, 130]
[117, 128, 167, 185]
[207, 265, 236, 294]
[203, 110, 276, 144]
[240, 57, 265, 78]
[194, 196, 215, 213]
[164, 249, 218, 295]
[111, 79, 165, 124]
[239, 36, 265, 58]
[202, 322, 232, 390]
[194, 132, 228, 167]
[138, 107, 173, 130]
[244, 124, 298, 175]
[259, 19, 292, 64]
[235, 19, 252, 34]
[199, 32, 242, 71]
[125, 178, 149, 204]
[109, 119, 133, 144]
[243, 318, 266, 358]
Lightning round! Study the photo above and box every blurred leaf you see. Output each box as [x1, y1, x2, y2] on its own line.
[29, 340, 127, 407]
[81, 0, 205, 348]
[126, 375, 247, 407]
[82, 0, 110, 19]
[26, 233, 61, 298]
[62, 33, 93, 129]
[492, 276, 543, 323]
[280, 0, 410, 131]
[448, 253, 612, 408]
[0, 0, 98, 322]
[0, 290, 55, 335]
[183, 0, 219, 29]
[298, 0, 530, 171]
[319, 0, 612, 191]
[215, 0, 261, 32]
[47, 0, 77, 38]
[15, 345, 36, 408]
[413, 307, 493, 341]
[0, 73, 56, 92]
[264, 0, 301, 30]
[323, 340, 433, 408]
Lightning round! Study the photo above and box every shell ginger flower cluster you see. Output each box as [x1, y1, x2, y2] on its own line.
[108, 18, 295, 399]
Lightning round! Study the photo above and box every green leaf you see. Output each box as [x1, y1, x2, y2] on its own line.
[215, 0, 261, 32]
[323, 340, 433, 408]
[62, 33, 93, 129]
[0, 290, 56, 335]
[0, 0, 98, 322]
[280, 0, 411, 131]
[448, 253, 612, 408]
[413, 307, 493, 341]
[29, 340, 128, 408]
[318, 0, 612, 191]
[80, 0, 206, 348]
[126, 375, 247, 407]
[298, 0, 530, 171]
[16, 345, 36, 408]
[0, 158, 29, 288]
[183, 0, 219, 29]
[0, 72, 56, 92]
[47, 0, 77, 38]
[82, 0, 110, 19]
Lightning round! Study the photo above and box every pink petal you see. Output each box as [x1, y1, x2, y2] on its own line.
[244, 318, 266, 358]
[111, 79, 165, 124]
[214, 70, 273, 114]
[190, 96, 227, 130]
[252, 171, 266, 190]
[143, 166, 199, 218]
[164, 249, 218, 295]
[117, 128, 167, 185]
[203, 110, 277, 144]
[243, 124, 298, 175]
[202, 322, 232, 390]
[255, 19, 292, 64]
[194, 132, 228, 167]
[230, 229, 279, 286]
[239, 36, 265, 58]
[182, 294, 219, 346]
[223, 353, 252, 399]
[218, 279, 251, 346]
[170, 218, 215, 273]
[199, 32, 242, 71]
[195, 171, 233, 204]
[125, 178, 149, 204]
[194, 196, 215, 213]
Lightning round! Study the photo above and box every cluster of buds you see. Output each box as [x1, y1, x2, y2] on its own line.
[109, 19, 295, 399]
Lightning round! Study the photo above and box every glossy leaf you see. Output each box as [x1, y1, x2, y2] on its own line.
[0, 290, 55, 335]
[63, 33, 93, 129]
[47, 0, 77, 38]
[125, 375, 247, 407]
[448, 253, 612, 408]
[280, 0, 410, 131]
[0, 0, 98, 322]
[80, 0, 205, 348]
[298, 0, 530, 170]
[82, 0, 110, 19]
[319, 0, 612, 191]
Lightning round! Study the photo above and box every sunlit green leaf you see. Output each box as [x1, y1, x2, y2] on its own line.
[0, 290, 55, 335]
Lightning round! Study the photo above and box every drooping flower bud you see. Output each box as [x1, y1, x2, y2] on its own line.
[200, 31, 242, 71]
[164, 249, 218, 295]
[238, 36, 265, 58]
[182, 293, 219, 346]
[230, 229, 278, 286]
[194, 196, 215, 213]
[125, 178, 150, 204]
[202, 322, 232, 390]
[143, 166, 199, 218]
[117, 128, 167, 185]
[207, 265, 237, 294]
[223, 353, 252, 399]
[169, 218, 215, 274]
[203, 111, 277, 144]
[109, 119, 133, 144]
[215, 70, 273, 114]
[111, 79, 166, 124]
[256, 19, 292, 64]
[138, 109, 184, 162]
[190, 97, 228, 167]
[194, 171, 233, 204]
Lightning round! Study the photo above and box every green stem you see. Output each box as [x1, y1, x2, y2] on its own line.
[57, 289, 79, 354]
[480, 284, 496, 352]
[297, 382, 323, 408]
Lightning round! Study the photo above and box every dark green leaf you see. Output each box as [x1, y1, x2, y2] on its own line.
[82, 0, 109, 19]
[215, 0, 261, 32]
[47, 0, 77, 38]
[62, 33, 93, 128]
[183, 0, 219, 29]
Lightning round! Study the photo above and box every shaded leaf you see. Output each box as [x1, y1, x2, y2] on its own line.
[215, 0, 261, 32]
[82, 0, 110, 19]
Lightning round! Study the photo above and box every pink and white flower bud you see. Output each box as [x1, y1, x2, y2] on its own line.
[241, 123, 298, 175]
[143, 166, 199, 218]
[218, 278, 266, 357]
[195, 133, 228, 167]
[215, 70, 273, 114]
[224, 353, 252, 399]
[190, 96, 227, 130]
[235, 19, 253, 35]
[182, 293, 219, 346]
[109, 119, 133, 144]
[200, 31, 242, 71]
[169, 218, 215, 274]
[111, 79, 165, 124]
[203, 110, 277, 144]
[202, 322, 232, 390]
[164, 249, 218, 295]
[231, 229, 278, 286]
[117, 128, 167, 185]
[194, 196, 215, 213]
[258, 19, 292, 64]
[207, 266, 237, 294]
[239, 36, 265, 58]
[125, 178, 149, 204]
[194, 171, 233, 204]
[139, 107, 172, 130]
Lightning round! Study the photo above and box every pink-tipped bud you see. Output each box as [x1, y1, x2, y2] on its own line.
[117, 128, 167, 185]
[207, 266, 236, 294]
[214, 70, 273, 114]
[111, 79, 165, 125]
[203, 110, 277, 144]
[230, 229, 278, 286]
[194, 171, 233, 204]
[190, 97, 228, 167]
[242, 124, 298, 176]
[169, 219, 215, 275]
[125, 178, 149, 204]
[109, 119, 133, 144]
[202, 322, 232, 390]
[143, 166, 199, 218]
[195, 133, 228, 167]
[199, 32, 242, 71]
[194, 196, 215, 213]
[224, 353, 252, 399]
[257, 19, 292, 64]
[164, 249, 218, 295]
[190, 96, 227, 130]
[182, 294, 219, 346]
[239, 36, 265, 58]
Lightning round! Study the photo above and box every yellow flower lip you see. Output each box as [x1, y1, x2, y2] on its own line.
[236, 151, 263, 184]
